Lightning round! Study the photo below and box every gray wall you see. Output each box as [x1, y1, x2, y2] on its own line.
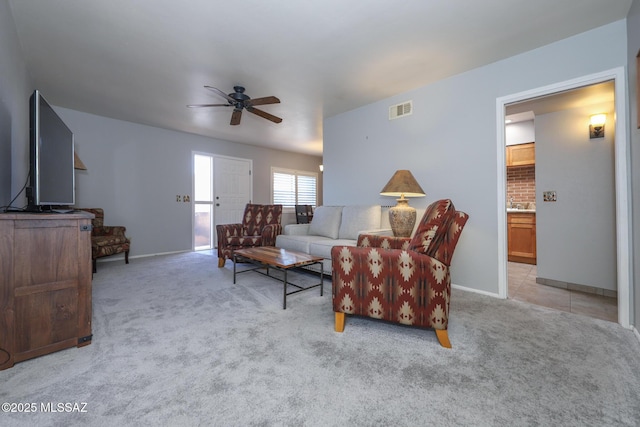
[54, 107, 322, 257]
[535, 103, 616, 290]
[627, 0, 640, 328]
[0, 0, 32, 207]
[323, 20, 628, 294]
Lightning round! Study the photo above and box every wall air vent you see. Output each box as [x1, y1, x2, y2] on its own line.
[389, 100, 413, 120]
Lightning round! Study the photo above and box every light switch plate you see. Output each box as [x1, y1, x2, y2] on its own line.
[543, 191, 557, 202]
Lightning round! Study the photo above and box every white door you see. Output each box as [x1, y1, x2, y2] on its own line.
[213, 156, 252, 246]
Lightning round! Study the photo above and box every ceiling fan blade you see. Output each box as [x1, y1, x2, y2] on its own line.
[246, 96, 280, 107]
[187, 103, 232, 108]
[204, 85, 235, 103]
[230, 109, 242, 125]
[246, 106, 282, 123]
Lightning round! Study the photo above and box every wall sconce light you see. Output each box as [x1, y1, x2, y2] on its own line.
[319, 164, 324, 172]
[589, 114, 606, 139]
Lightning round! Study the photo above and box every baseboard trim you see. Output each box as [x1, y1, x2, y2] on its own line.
[130, 250, 191, 260]
[633, 326, 640, 343]
[452, 283, 501, 299]
[536, 276, 617, 298]
[97, 250, 190, 264]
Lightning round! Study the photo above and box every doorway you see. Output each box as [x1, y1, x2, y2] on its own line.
[192, 153, 252, 250]
[496, 68, 632, 329]
[504, 82, 618, 322]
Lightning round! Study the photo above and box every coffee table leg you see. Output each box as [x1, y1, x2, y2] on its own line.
[233, 254, 237, 284]
[320, 262, 324, 296]
[283, 270, 287, 309]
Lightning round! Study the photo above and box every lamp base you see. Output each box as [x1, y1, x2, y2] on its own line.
[388, 199, 416, 237]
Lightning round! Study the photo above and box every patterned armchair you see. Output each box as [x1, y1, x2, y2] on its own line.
[78, 208, 131, 273]
[216, 204, 283, 267]
[331, 199, 468, 348]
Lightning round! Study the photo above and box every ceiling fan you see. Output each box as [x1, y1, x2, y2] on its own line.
[187, 85, 282, 126]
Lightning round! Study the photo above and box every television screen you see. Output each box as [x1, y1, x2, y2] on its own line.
[28, 90, 75, 208]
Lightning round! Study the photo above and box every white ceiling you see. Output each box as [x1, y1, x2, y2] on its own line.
[7, 0, 632, 156]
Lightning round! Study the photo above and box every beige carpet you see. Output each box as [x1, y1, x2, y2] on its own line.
[1, 251, 639, 426]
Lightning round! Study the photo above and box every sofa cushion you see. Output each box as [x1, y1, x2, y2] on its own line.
[338, 205, 381, 240]
[308, 206, 343, 239]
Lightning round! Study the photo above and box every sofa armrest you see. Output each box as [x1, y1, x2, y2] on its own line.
[283, 224, 311, 235]
[357, 233, 411, 250]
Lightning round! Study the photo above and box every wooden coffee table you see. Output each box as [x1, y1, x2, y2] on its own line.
[233, 246, 324, 309]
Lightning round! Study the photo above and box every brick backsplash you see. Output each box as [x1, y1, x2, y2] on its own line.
[507, 165, 535, 204]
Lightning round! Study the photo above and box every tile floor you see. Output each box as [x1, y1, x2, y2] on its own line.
[508, 262, 618, 323]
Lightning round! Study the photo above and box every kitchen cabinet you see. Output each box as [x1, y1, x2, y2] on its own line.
[507, 212, 536, 264]
[0, 212, 93, 370]
[506, 142, 535, 167]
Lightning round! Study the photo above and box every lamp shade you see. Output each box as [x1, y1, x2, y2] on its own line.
[74, 151, 87, 170]
[589, 113, 606, 139]
[590, 114, 606, 126]
[380, 170, 425, 198]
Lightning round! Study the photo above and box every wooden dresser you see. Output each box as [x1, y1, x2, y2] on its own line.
[0, 211, 93, 370]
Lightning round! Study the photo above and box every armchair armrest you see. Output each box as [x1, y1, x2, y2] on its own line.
[94, 225, 128, 237]
[331, 245, 451, 330]
[261, 224, 283, 246]
[216, 223, 243, 236]
[357, 233, 411, 250]
[216, 223, 243, 247]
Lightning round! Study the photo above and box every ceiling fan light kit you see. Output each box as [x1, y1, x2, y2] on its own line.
[188, 85, 282, 126]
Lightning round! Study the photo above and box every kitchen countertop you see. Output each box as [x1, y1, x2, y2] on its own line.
[507, 208, 536, 213]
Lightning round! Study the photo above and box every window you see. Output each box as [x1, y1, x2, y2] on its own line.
[271, 167, 317, 208]
[193, 153, 214, 250]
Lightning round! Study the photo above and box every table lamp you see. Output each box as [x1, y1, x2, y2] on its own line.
[380, 170, 425, 237]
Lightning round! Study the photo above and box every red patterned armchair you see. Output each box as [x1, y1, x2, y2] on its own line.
[331, 199, 468, 348]
[79, 208, 131, 273]
[216, 204, 283, 267]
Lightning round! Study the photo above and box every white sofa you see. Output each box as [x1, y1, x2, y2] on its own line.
[275, 205, 391, 274]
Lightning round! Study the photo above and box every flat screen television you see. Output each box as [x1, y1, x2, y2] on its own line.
[26, 90, 75, 211]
